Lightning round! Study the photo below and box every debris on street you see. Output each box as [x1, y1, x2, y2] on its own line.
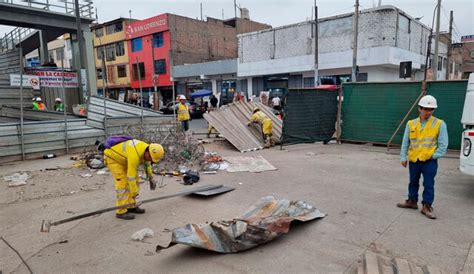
[131, 228, 155, 241]
[225, 155, 277, 173]
[156, 196, 325, 253]
[4, 173, 28, 187]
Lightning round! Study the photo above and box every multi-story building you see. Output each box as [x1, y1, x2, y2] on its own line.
[236, 5, 450, 96]
[457, 35, 474, 78]
[126, 13, 270, 104]
[91, 18, 136, 99]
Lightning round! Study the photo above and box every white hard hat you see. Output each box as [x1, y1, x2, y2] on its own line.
[418, 95, 437, 108]
[55, 98, 62, 102]
[36, 97, 42, 102]
[178, 95, 186, 100]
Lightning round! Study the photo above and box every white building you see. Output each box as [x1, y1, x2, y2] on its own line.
[238, 5, 449, 95]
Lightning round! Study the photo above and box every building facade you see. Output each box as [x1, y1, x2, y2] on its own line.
[237, 5, 450, 96]
[458, 35, 474, 78]
[91, 18, 135, 100]
[126, 13, 270, 104]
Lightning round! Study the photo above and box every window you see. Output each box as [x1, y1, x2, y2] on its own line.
[117, 65, 127, 78]
[132, 62, 145, 80]
[115, 41, 125, 56]
[106, 22, 123, 35]
[153, 32, 164, 48]
[97, 68, 103, 79]
[105, 44, 115, 61]
[56, 48, 64, 60]
[471, 50, 474, 58]
[437, 56, 443, 71]
[154, 59, 166, 74]
[96, 46, 104, 60]
[131, 38, 142, 52]
[95, 28, 104, 37]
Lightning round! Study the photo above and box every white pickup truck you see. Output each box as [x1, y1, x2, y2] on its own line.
[460, 73, 474, 176]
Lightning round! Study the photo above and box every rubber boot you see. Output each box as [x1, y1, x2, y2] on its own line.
[116, 212, 135, 220]
[128, 207, 145, 214]
[264, 137, 271, 148]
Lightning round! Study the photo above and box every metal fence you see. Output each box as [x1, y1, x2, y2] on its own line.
[0, 118, 103, 163]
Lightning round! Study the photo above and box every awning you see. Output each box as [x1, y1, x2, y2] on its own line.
[190, 89, 212, 98]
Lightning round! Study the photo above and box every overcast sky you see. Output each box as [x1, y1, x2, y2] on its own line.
[1, 0, 473, 41]
[93, 0, 473, 41]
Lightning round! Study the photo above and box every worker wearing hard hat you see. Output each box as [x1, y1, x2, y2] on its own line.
[177, 94, 191, 132]
[32, 97, 47, 111]
[397, 95, 448, 219]
[54, 98, 64, 112]
[248, 107, 274, 148]
[104, 140, 165, 220]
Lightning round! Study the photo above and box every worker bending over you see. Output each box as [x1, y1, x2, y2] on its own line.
[104, 139, 164, 220]
[248, 107, 274, 148]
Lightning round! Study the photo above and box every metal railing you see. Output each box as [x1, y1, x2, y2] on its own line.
[0, 0, 94, 52]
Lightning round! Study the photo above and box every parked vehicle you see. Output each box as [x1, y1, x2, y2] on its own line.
[460, 73, 474, 176]
[159, 101, 204, 118]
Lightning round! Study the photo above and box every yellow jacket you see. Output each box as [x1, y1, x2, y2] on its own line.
[177, 103, 190, 121]
[249, 111, 273, 135]
[103, 139, 153, 195]
[408, 116, 442, 162]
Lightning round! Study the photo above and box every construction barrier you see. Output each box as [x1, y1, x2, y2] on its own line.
[341, 80, 468, 150]
[282, 88, 338, 145]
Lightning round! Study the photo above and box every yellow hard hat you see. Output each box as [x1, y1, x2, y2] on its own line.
[148, 143, 165, 163]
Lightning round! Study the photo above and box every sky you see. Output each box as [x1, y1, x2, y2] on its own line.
[1, 0, 473, 41]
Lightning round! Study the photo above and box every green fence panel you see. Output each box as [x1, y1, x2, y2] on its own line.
[341, 82, 421, 145]
[427, 81, 468, 150]
[282, 88, 338, 144]
[341, 81, 468, 150]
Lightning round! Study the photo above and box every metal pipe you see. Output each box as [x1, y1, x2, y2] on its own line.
[101, 48, 108, 135]
[313, 0, 319, 87]
[136, 57, 144, 127]
[432, 0, 441, 80]
[19, 32, 25, 161]
[61, 63, 69, 154]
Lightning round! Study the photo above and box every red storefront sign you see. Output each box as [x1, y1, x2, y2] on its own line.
[126, 14, 168, 40]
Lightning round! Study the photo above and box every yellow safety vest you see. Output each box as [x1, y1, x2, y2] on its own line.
[408, 116, 442, 162]
[177, 103, 190, 121]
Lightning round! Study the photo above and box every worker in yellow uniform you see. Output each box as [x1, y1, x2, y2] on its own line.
[248, 107, 274, 148]
[177, 94, 191, 132]
[104, 139, 165, 220]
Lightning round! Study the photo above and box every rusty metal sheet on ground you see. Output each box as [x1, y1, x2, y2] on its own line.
[156, 196, 325, 253]
[225, 155, 277, 173]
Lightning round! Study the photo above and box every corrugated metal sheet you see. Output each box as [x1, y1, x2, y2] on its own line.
[157, 196, 325, 253]
[0, 105, 77, 121]
[106, 116, 174, 136]
[0, 86, 35, 108]
[203, 101, 282, 152]
[0, 118, 104, 162]
[86, 96, 165, 129]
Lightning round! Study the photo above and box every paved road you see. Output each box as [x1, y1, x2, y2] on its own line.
[0, 143, 472, 273]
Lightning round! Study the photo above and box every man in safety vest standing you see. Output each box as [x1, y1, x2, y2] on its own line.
[104, 139, 165, 220]
[397, 95, 448, 219]
[177, 94, 190, 133]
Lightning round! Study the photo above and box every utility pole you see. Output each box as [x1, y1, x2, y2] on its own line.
[351, 0, 359, 82]
[378, 0, 382, 7]
[200, 3, 203, 20]
[432, 0, 441, 80]
[446, 10, 453, 80]
[313, 0, 319, 87]
[74, 0, 87, 101]
[234, 0, 237, 18]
